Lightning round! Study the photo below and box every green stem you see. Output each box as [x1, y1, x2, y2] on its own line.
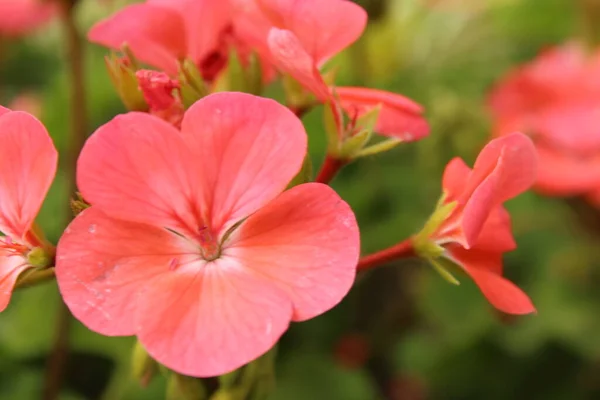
[15, 267, 55, 289]
[43, 1, 88, 399]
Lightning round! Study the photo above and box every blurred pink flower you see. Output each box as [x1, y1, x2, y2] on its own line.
[55, 92, 360, 377]
[433, 133, 537, 314]
[489, 44, 600, 203]
[0, 106, 58, 311]
[0, 0, 56, 37]
[88, 0, 231, 78]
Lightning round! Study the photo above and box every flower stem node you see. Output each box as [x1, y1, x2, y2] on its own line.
[412, 193, 461, 285]
[26, 246, 53, 269]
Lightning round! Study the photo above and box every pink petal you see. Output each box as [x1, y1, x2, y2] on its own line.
[460, 133, 537, 246]
[77, 112, 202, 237]
[180, 92, 307, 236]
[468, 133, 538, 202]
[88, 4, 186, 75]
[469, 206, 516, 252]
[534, 145, 600, 195]
[258, 0, 367, 65]
[335, 87, 430, 141]
[136, 258, 293, 377]
[0, 254, 30, 312]
[267, 28, 332, 102]
[0, 0, 56, 37]
[451, 248, 535, 315]
[55, 207, 195, 336]
[0, 111, 57, 240]
[148, 0, 231, 65]
[0, 106, 9, 116]
[227, 183, 359, 321]
[441, 157, 471, 200]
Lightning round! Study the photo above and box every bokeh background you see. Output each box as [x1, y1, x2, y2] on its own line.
[1, 0, 598, 398]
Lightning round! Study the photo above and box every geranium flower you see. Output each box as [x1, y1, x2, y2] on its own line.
[489, 44, 600, 203]
[0, 0, 56, 37]
[420, 133, 537, 314]
[258, 0, 429, 141]
[0, 106, 58, 310]
[55, 92, 360, 377]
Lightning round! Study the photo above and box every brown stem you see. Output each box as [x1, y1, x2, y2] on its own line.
[43, 2, 87, 399]
[357, 239, 415, 272]
[315, 155, 346, 184]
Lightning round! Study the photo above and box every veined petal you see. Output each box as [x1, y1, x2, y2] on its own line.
[258, 0, 367, 65]
[336, 87, 430, 141]
[226, 183, 359, 321]
[0, 253, 30, 312]
[450, 247, 535, 315]
[88, 4, 186, 75]
[137, 258, 293, 377]
[77, 112, 203, 237]
[55, 207, 196, 336]
[0, 111, 57, 240]
[181, 92, 307, 236]
[267, 28, 331, 102]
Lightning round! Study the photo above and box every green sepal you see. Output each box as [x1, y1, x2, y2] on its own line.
[287, 155, 313, 189]
[428, 257, 461, 286]
[104, 52, 148, 112]
[354, 137, 402, 158]
[131, 340, 159, 388]
[166, 372, 208, 400]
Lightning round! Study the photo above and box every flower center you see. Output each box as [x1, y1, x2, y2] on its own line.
[0, 236, 28, 257]
[197, 227, 221, 261]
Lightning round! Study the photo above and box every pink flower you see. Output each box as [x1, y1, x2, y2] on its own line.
[0, 106, 58, 310]
[55, 92, 360, 377]
[0, 0, 56, 37]
[489, 44, 600, 202]
[258, 0, 429, 140]
[88, 0, 231, 78]
[429, 133, 537, 314]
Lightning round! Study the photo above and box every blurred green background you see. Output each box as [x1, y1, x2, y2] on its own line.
[2, 0, 599, 398]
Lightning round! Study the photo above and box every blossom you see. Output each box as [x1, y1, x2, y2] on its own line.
[0, 0, 56, 37]
[420, 133, 537, 314]
[489, 44, 600, 203]
[88, 0, 231, 78]
[0, 106, 58, 310]
[55, 92, 360, 377]
[256, 0, 429, 141]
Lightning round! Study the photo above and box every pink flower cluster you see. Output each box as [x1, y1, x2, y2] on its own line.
[0, 0, 541, 380]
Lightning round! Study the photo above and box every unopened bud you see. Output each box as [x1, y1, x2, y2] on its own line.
[166, 372, 207, 400]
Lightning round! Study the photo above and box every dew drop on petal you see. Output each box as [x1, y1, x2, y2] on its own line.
[88, 224, 97, 234]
